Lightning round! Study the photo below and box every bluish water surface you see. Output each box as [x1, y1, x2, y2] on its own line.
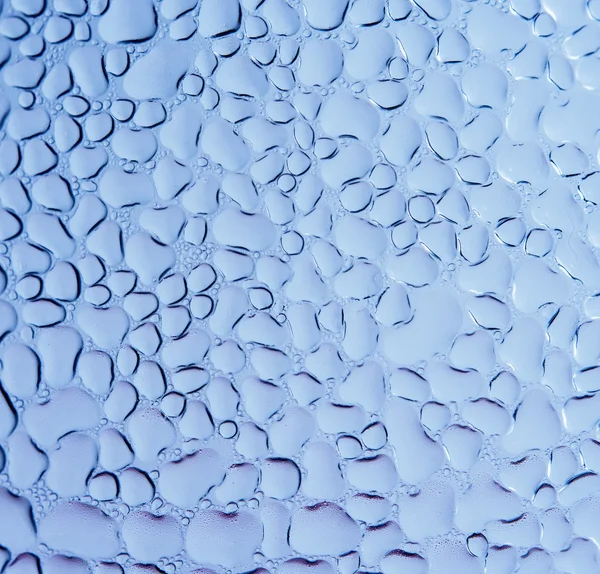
[1, 0, 600, 572]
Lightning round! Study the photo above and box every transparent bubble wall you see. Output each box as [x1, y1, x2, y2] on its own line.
[2, 0, 600, 571]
